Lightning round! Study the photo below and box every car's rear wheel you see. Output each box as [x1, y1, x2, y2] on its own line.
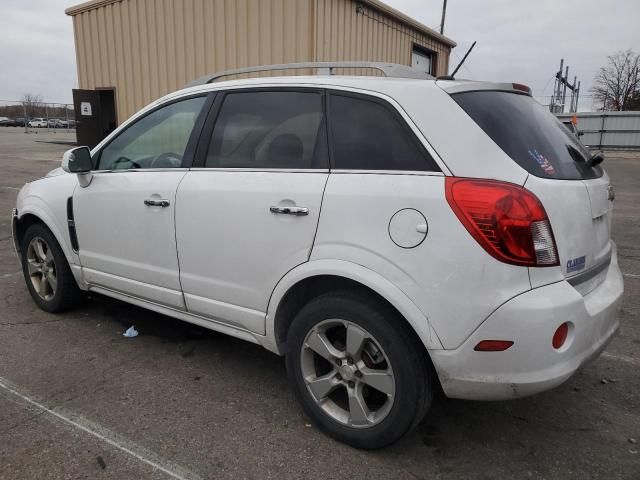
[21, 223, 81, 313]
[286, 291, 434, 449]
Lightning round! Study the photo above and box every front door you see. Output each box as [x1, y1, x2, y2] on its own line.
[74, 95, 209, 309]
[176, 89, 329, 333]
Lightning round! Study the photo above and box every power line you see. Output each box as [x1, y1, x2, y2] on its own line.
[538, 75, 555, 97]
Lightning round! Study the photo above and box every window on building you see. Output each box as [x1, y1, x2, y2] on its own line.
[411, 45, 435, 75]
[206, 91, 326, 169]
[328, 93, 438, 171]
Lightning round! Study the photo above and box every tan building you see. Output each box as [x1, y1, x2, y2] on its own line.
[66, 0, 455, 137]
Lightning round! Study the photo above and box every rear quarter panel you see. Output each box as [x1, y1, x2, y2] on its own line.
[311, 172, 532, 349]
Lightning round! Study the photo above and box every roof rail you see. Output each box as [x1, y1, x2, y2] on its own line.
[184, 61, 432, 88]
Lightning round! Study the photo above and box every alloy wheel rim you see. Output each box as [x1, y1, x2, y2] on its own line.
[26, 237, 57, 301]
[300, 319, 395, 428]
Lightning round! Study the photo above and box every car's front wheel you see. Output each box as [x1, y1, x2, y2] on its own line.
[286, 291, 434, 449]
[20, 223, 81, 313]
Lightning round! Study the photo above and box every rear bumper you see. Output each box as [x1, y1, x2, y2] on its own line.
[430, 243, 624, 400]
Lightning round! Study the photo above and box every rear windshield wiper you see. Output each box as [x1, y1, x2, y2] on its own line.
[587, 151, 604, 168]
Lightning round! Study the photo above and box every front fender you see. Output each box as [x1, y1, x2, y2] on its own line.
[263, 259, 444, 355]
[17, 198, 77, 266]
[15, 173, 82, 281]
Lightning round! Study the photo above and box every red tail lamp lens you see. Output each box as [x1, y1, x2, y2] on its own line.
[474, 340, 514, 352]
[552, 323, 569, 349]
[445, 177, 559, 267]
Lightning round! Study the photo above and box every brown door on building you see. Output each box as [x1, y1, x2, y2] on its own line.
[72, 88, 117, 148]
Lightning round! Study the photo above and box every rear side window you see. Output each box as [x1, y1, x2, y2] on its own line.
[329, 94, 438, 171]
[452, 91, 602, 180]
[206, 91, 326, 169]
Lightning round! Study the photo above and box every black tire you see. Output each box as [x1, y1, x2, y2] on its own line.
[286, 290, 434, 449]
[20, 223, 82, 313]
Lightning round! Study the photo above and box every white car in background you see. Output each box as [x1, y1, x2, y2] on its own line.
[11, 62, 623, 449]
[27, 118, 48, 128]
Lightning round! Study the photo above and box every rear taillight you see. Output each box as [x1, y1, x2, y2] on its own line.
[445, 177, 559, 267]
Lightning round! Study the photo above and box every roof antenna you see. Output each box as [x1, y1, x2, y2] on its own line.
[438, 41, 476, 80]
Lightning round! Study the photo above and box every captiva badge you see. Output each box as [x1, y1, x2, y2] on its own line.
[566, 256, 586, 273]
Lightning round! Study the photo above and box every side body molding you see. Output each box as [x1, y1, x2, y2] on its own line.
[263, 259, 444, 355]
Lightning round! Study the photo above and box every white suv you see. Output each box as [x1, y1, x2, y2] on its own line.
[11, 63, 624, 448]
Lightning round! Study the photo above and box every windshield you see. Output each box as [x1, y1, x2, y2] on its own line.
[452, 91, 603, 180]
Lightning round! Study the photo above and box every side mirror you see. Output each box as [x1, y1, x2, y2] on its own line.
[62, 146, 93, 173]
[62, 147, 94, 187]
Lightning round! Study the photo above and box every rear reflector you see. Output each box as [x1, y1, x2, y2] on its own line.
[445, 177, 559, 267]
[552, 323, 569, 349]
[474, 340, 514, 352]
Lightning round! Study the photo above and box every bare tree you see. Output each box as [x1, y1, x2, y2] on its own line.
[591, 50, 640, 111]
[20, 93, 44, 118]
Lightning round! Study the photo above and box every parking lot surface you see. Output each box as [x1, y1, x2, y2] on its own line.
[0, 127, 638, 480]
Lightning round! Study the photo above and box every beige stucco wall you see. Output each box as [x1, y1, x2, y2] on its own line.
[69, 0, 453, 123]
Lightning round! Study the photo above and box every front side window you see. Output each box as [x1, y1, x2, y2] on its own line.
[329, 94, 438, 171]
[206, 91, 326, 169]
[98, 96, 206, 170]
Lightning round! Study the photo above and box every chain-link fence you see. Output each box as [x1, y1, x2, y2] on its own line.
[0, 100, 76, 132]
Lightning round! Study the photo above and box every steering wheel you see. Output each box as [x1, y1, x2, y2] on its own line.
[112, 156, 141, 170]
[151, 152, 182, 169]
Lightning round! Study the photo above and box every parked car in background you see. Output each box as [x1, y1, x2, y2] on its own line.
[48, 118, 68, 128]
[14, 118, 27, 127]
[11, 62, 623, 449]
[28, 118, 48, 128]
[0, 117, 15, 126]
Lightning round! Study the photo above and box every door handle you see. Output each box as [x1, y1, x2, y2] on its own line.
[270, 206, 309, 216]
[144, 199, 170, 207]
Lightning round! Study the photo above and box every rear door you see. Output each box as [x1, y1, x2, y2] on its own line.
[451, 90, 612, 289]
[175, 89, 329, 334]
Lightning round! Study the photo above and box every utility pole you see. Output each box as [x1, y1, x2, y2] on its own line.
[440, 0, 447, 35]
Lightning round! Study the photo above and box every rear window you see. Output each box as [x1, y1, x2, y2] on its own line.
[452, 91, 602, 180]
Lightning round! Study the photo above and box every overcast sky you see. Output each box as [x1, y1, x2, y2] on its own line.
[0, 0, 638, 110]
